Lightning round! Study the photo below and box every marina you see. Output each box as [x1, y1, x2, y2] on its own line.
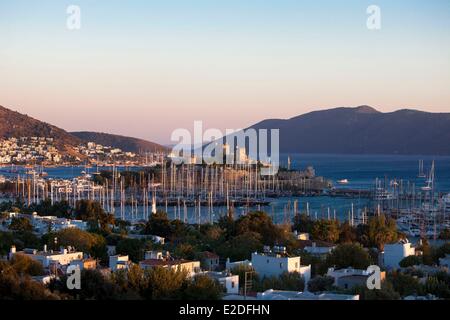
[1, 154, 449, 238]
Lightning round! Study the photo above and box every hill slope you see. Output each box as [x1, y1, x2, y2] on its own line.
[0, 105, 81, 149]
[249, 106, 450, 155]
[71, 131, 168, 153]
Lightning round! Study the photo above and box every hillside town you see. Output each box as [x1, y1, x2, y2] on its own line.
[0, 137, 143, 165]
[1, 198, 449, 300]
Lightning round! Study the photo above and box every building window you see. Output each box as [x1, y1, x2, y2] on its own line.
[267, 259, 269, 264]
[280, 263, 283, 269]
[231, 282, 235, 288]
[295, 262, 298, 268]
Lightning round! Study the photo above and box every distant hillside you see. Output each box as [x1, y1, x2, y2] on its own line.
[249, 106, 450, 155]
[0, 105, 81, 149]
[71, 131, 168, 153]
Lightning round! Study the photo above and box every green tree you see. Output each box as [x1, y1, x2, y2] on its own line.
[143, 211, 172, 238]
[142, 267, 188, 300]
[257, 272, 305, 292]
[0, 261, 58, 300]
[292, 214, 314, 233]
[0, 231, 14, 255]
[44, 228, 107, 262]
[399, 255, 423, 268]
[325, 243, 371, 270]
[311, 219, 340, 243]
[8, 217, 33, 232]
[307, 275, 335, 293]
[116, 238, 144, 262]
[423, 276, 450, 299]
[352, 281, 401, 300]
[217, 231, 263, 261]
[339, 222, 358, 244]
[234, 211, 288, 246]
[366, 215, 399, 250]
[10, 254, 44, 276]
[74, 200, 114, 234]
[184, 275, 224, 300]
[389, 271, 422, 297]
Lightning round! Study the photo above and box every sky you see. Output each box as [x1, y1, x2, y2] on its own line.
[1, 0, 449, 144]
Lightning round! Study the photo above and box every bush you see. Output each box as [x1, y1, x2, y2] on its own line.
[307, 275, 335, 293]
[399, 255, 423, 268]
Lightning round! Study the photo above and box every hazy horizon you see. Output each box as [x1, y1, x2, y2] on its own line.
[1, 0, 449, 144]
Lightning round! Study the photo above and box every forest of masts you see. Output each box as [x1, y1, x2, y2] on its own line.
[8, 162, 326, 222]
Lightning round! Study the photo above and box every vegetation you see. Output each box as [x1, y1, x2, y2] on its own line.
[307, 275, 335, 293]
[325, 243, 372, 270]
[399, 255, 423, 268]
[50, 267, 223, 300]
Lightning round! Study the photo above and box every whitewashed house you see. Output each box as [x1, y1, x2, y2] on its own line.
[251, 246, 311, 284]
[383, 240, 416, 269]
[10, 245, 84, 268]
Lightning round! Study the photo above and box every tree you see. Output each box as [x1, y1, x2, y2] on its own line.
[0, 231, 14, 255]
[235, 211, 285, 245]
[424, 276, 450, 299]
[8, 217, 33, 232]
[0, 261, 58, 300]
[142, 267, 188, 300]
[307, 275, 335, 293]
[311, 219, 340, 243]
[399, 255, 422, 268]
[52, 269, 121, 300]
[418, 238, 434, 265]
[257, 272, 305, 292]
[10, 254, 44, 276]
[143, 211, 172, 238]
[184, 275, 224, 300]
[389, 271, 422, 297]
[116, 238, 144, 262]
[325, 243, 371, 270]
[366, 215, 399, 250]
[217, 231, 263, 261]
[45, 228, 107, 262]
[292, 214, 314, 233]
[352, 281, 401, 300]
[74, 200, 114, 234]
[339, 222, 358, 244]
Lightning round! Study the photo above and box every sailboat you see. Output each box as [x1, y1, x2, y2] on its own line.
[417, 160, 426, 178]
[421, 161, 434, 191]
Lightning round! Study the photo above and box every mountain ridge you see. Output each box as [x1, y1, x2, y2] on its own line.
[248, 106, 450, 155]
[0, 105, 166, 154]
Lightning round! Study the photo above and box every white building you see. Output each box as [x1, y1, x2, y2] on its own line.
[200, 271, 239, 295]
[257, 289, 359, 300]
[225, 258, 252, 271]
[326, 267, 386, 290]
[251, 246, 311, 283]
[10, 246, 84, 268]
[304, 242, 336, 257]
[383, 240, 416, 269]
[109, 255, 131, 272]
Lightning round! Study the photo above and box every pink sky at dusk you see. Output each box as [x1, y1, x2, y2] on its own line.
[1, 1, 449, 144]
